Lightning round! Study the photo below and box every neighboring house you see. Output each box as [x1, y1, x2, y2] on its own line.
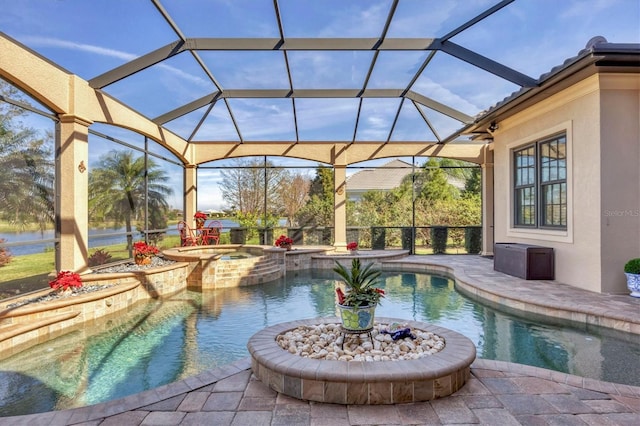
[346, 160, 413, 201]
[346, 159, 465, 201]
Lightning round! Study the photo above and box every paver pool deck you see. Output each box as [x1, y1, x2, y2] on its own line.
[2, 255, 639, 425]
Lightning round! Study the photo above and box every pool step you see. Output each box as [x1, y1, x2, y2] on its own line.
[214, 256, 283, 287]
[0, 311, 80, 344]
[215, 256, 276, 270]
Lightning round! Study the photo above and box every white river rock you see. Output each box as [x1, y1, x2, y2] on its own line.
[276, 323, 445, 362]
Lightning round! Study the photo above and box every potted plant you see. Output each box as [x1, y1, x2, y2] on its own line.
[49, 270, 83, 294]
[623, 258, 640, 297]
[194, 211, 208, 229]
[275, 235, 294, 250]
[346, 241, 358, 254]
[133, 241, 159, 265]
[333, 258, 384, 331]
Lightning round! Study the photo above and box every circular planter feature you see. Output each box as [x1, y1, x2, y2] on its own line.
[247, 317, 476, 405]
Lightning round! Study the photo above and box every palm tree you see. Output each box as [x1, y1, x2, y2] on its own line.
[88, 150, 173, 256]
[0, 124, 55, 234]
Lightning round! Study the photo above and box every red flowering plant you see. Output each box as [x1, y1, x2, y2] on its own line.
[194, 211, 207, 228]
[133, 241, 159, 260]
[333, 258, 384, 308]
[49, 270, 83, 292]
[194, 211, 208, 220]
[346, 241, 358, 251]
[275, 235, 294, 248]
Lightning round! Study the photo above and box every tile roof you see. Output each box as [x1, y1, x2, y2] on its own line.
[346, 159, 414, 192]
[469, 37, 640, 134]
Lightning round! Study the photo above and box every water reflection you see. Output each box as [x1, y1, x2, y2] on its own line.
[0, 270, 638, 416]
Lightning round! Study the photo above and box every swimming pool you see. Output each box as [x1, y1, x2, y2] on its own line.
[0, 269, 638, 416]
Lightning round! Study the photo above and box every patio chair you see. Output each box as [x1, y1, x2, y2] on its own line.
[177, 221, 199, 246]
[204, 220, 222, 245]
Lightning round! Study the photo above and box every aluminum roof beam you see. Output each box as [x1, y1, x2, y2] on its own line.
[153, 89, 473, 126]
[90, 37, 537, 90]
[88, 0, 535, 146]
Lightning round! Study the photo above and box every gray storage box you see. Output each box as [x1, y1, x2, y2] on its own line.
[494, 243, 554, 280]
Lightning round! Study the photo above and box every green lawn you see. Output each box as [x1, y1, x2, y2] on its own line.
[0, 251, 55, 296]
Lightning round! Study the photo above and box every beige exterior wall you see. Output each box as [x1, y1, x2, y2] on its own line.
[599, 75, 640, 293]
[492, 73, 640, 294]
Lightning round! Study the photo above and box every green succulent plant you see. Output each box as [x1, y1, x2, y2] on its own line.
[333, 258, 384, 308]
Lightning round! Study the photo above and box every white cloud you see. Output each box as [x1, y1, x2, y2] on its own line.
[413, 77, 480, 116]
[317, 2, 391, 37]
[559, 0, 617, 19]
[366, 115, 389, 129]
[24, 36, 211, 90]
[22, 36, 136, 61]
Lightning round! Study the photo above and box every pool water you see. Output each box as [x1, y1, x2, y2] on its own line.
[219, 251, 254, 260]
[0, 270, 638, 416]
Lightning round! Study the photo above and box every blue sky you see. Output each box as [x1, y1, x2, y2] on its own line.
[1, 0, 639, 210]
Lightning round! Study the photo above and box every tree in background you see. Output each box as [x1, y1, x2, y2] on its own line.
[345, 157, 481, 249]
[0, 82, 54, 234]
[349, 188, 412, 227]
[463, 167, 482, 197]
[279, 171, 311, 226]
[219, 158, 287, 229]
[295, 165, 334, 227]
[88, 150, 172, 256]
[416, 158, 459, 201]
[141, 197, 170, 245]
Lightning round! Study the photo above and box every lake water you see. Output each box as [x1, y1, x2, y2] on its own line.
[0, 219, 240, 256]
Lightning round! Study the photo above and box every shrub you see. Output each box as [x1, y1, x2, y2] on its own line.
[430, 226, 448, 254]
[401, 228, 413, 252]
[0, 238, 12, 267]
[371, 227, 385, 250]
[465, 227, 482, 254]
[88, 249, 113, 267]
[624, 258, 640, 274]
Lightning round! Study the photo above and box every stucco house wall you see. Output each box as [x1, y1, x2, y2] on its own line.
[599, 74, 640, 293]
[493, 73, 639, 294]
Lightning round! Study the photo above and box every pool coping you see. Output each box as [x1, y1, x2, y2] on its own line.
[381, 257, 640, 336]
